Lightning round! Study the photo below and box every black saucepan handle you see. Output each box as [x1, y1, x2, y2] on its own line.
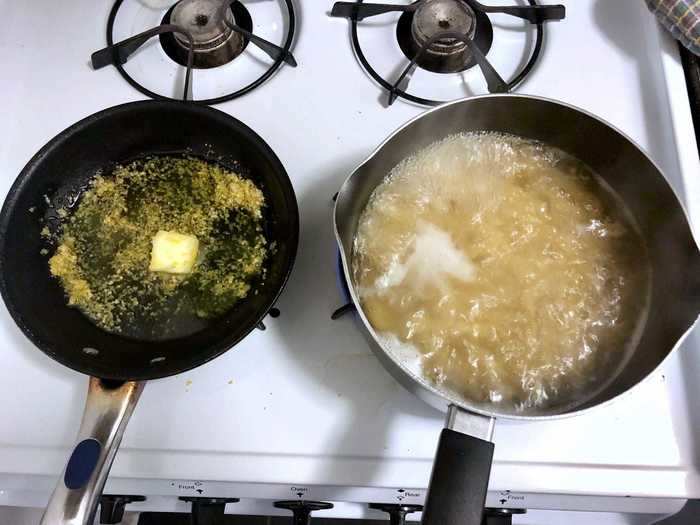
[421, 406, 495, 525]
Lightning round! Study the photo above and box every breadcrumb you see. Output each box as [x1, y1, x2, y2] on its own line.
[48, 156, 267, 337]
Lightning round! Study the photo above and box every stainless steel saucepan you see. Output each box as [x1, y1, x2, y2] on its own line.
[334, 94, 700, 525]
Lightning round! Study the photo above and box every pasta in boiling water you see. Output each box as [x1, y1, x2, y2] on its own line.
[352, 132, 651, 411]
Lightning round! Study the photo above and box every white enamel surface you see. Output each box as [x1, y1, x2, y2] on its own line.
[0, 0, 699, 518]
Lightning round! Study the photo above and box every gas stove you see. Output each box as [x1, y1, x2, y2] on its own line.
[1, 1, 699, 524]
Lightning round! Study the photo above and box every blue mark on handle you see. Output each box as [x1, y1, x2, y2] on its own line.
[64, 439, 101, 489]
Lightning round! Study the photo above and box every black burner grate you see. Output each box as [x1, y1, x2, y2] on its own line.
[101, 0, 297, 105]
[331, 0, 565, 106]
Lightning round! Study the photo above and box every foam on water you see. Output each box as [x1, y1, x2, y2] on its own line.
[352, 132, 651, 412]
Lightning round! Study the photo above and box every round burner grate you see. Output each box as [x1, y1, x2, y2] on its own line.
[349, 0, 547, 106]
[105, 0, 296, 105]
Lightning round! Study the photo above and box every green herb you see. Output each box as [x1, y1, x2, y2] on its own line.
[48, 156, 267, 337]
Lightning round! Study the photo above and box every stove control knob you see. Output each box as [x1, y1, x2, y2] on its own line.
[179, 496, 240, 525]
[482, 507, 527, 525]
[274, 500, 334, 525]
[99, 495, 146, 524]
[369, 503, 423, 525]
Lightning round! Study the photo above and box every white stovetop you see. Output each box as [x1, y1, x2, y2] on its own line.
[1, 0, 699, 512]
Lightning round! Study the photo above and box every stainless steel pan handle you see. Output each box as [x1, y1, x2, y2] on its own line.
[421, 405, 495, 525]
[41, 378, 145, 525]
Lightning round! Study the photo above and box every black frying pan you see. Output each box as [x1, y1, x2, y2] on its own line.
[0, 100, 298, 524]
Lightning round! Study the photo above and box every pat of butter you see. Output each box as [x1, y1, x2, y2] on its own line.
[149, 230, 199, 274]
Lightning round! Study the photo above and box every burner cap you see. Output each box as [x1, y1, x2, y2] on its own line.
[411, 0, 475, 55]
[171, 0, 233, 48]
[397, 0, 493, 74]
[166, 0, 246, 68]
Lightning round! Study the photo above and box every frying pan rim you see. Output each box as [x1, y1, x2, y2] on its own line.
[0, 99, 300, 381]
[333, 93, 700, 422]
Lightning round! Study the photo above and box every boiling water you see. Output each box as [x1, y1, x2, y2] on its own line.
[352, 132, 651, 411]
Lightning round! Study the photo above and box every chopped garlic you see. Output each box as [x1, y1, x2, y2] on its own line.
[149, 230, 199, 274]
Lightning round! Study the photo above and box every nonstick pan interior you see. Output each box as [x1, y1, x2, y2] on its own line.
[0, 100, 299, 381]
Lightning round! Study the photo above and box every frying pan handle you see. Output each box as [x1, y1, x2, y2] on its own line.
[40, 378, 145, 525]
[421, 406, 495, 525]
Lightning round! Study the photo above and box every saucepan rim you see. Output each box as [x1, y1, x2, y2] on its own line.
[333, 93, 700, 421]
